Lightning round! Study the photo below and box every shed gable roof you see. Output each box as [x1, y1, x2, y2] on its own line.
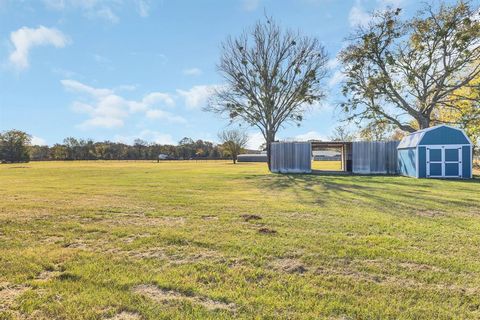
[397, 125, 471, 149]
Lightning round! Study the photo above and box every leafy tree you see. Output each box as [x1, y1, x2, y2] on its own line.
[358, 121, 393, 141]
[436, 69, 480, 147]
[218, 129, 249, 164]
[0, 130, 31, 163]
[133, 139, 148, 160]
[340, 1, 480, 132]
[63, 137, 79, 160]
[29, 145, 50, 161]
[207, 17, 329, 170]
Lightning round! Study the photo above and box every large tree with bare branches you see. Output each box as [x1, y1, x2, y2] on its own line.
[339, 1, 480, 133]
[206, 18, 328, 170]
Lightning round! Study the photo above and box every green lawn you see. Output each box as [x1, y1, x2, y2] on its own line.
[311, 160, 342, 171]
[1, 161, 480, 319]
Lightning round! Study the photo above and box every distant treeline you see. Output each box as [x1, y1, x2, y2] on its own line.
[1, 130, 256, 163]
[29, 137, 228, 161]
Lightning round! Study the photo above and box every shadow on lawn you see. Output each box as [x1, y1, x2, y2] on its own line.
[242, 173, 480, 214]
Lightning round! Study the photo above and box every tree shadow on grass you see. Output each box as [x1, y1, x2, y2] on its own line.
[242, 173, 480, 214]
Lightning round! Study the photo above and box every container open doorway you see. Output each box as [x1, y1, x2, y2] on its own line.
[310, 141, 352, 173]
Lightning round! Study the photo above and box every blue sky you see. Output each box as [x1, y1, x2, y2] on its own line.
[0, 0, 436, 148]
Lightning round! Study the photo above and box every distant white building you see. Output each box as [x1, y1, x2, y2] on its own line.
[158, 154, 169, 160]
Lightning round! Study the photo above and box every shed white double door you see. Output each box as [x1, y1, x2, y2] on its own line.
[426, 145, 462, 178]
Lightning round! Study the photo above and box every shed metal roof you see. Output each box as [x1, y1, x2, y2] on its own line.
[397, 125, 471, 149]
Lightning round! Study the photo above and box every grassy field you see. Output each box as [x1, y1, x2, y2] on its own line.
[311, 160, 342, 171]
[1, 161, 480, 319]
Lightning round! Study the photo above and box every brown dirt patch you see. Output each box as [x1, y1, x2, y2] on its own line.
[415, 210, 444, 217]
[133, 284, 236, 312]
[108, 311, 142, 320]
[36, 270, 62, 281]
[241, 214, 262, 222]
[201, 215, 218, 220]
[270, 258, 307, 274]
[258, 227, 277, 234]
[0, 283, 30, 311]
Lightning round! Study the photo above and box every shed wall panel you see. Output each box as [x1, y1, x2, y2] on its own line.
[462, 146, 471, 178]
[352, 141, 399, 174]
[398, 148, 416, 177]
[418, 147, 427, 178]
[271, 142, 312, 173]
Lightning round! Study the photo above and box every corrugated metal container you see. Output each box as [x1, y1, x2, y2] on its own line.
[352, 141, 399, 174]
[271, 142, 311, 173]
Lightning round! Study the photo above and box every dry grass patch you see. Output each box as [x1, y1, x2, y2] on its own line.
[270, 258, 307, 274]
[0, 283, 30, 311]
[132, 284, 236, 312]
[240, 214, 262, 222]
[107, 311, 142, 320]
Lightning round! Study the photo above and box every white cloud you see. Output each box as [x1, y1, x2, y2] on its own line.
[145, 109, 187, 124]
[31, 136, 47, 146]
[43, 0, 150, 21]
[349, 0, 404, 28]
[115, 130, 175, 145]
[61, 79, 112, 97]
[349, 1, 372, 27]
[242, 0, 260, 11]
[183, 67, 202, 76]
[246, 131, 265, 150]
[328, 70, 346, 87]
[294, 131, 326, 141]
[94, 6, 119, 23]
[177, 85, 219, 109]
[135, 0, 150, 17]
[378, 0, 403, 8]
[326, 57, 340, 70]
[61, 79, 180, 129]
[8, 25, 69, 70]
[143, 92, 175, 108]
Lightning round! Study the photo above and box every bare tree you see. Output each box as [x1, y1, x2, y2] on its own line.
[218, 129, 249, 164]
[206, 17, 329, 170]
[329, 125, 356, 141]
[340, 1, 480, 132]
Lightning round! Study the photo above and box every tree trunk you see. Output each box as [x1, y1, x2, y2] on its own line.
[266, 131, 275, 171]
[233, 156, 236, 164]
[418, 115, 431, 130]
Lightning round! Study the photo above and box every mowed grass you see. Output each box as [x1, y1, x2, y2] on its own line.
[1, 161, 480, 319]
[311, 160, 342, 171]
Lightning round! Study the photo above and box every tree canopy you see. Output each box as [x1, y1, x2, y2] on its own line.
[340, 1, 480, 133]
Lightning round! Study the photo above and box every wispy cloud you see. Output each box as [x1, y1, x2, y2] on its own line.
[177, 85, 220, 109]
[42, 0, 156, 21]
[294, 131, 326, 141]
[31, 136, 47, 146]
[8, 25, 69, 70]
[183, 67, 202, 76]
[349, 0, 404, 28]
[135, 0, 150, 17]
[328, 70, 345, 87]
[349, 0, 372, 27]
[242, 0, 260, 11]
[246, 131, 265, 150]
[61, 79, 182, 129]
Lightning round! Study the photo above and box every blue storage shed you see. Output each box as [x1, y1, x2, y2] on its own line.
[397, 125, 473, 179]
